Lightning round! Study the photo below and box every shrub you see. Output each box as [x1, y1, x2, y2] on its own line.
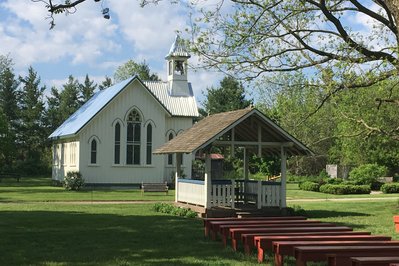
[319, 184, 371, 195]
[381, 183, 399, 194]
[63, 171, 85, 191]
[153, 203, 197, 218]
[349, 164, 388, 189]
[299, 181, 320, 192]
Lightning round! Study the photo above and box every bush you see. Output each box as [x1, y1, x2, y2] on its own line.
[349, 164, 388, 189]
[63, 171, 85, 191]
[319, 184, 371, 195]
[381, 183, 399, 194]
[299, 181, 320, 192]
[153, 203, 197, 218]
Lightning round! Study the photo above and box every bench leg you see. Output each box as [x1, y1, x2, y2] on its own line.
[274, 253, 284, 266]
[257, 247, 265, 263]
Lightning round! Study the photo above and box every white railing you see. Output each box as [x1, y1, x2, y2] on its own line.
[209, 180, 235, 208]
[176, 179, 205, 206]
[176, 178, 281, 209]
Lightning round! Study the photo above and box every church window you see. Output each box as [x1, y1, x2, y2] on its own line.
[126, 109, 141, 165]
[167, 133, 174, 165]
[114, 123, 121, 164]
[146, 124, 152, 165]
[90, 139, 97, 164]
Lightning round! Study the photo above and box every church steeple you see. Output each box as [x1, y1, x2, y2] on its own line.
[165, 35, 191, 96]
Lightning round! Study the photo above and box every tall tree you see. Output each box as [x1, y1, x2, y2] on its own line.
[114, 60, 160, 83]
[44, 87, 62, 133]
[19, 67, 46, 171]
[203, 76, 252, 115]
[0, 59, 19, 169]
[98, 76, 112, 90]
[59, 75, 80, 122]
[79, 74, 96, 105]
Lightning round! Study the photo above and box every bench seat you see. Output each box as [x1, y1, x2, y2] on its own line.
[141, 182, 168, 195]
[274, 240, 398, 266]
[350, 256, 399, 266]
[294, 245, 399, 266]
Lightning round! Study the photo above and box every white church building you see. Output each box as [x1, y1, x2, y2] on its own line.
[49, 36, 199, 185]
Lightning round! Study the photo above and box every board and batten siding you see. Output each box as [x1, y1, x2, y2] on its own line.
[78, 79, 169, 184]
[52, 140, 80, 181]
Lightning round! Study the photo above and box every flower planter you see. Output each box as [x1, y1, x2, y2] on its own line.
[394, 216, 399, 232]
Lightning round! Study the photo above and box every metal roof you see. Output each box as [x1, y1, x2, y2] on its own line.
[144, 81, 199, 117]
[165, 35, 191, 59]
[153, 108, 314, 157]
[49, 77, 199, 139]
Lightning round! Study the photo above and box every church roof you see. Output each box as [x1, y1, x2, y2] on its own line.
[165, 35, 191, 59]
[49, 76, 199, 140]
[153, 108, 314, 157]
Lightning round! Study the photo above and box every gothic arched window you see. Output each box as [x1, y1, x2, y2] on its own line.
[126, 109, 141, 165]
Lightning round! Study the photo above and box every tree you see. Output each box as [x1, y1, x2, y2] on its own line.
[114, 60, 160, 83]
[98, 76, 112, 90]
[59, 75, 81, 122]
[202, 76, 252, 115]
[19, 67, 47, 173]
[44, 86, 62, 134]
[79, 74, 96, 105]
[0, 59, 19, 169]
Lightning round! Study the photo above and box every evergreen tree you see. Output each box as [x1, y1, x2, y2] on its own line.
[0, 61, 19, 169]
[203, 76, 252, 115]
[44, 86, 62, 132]
[79, 74, 96, 105]
[59, 75, 80, 122]
[98, 76, 112, 90]
[19, 67, 46, 173]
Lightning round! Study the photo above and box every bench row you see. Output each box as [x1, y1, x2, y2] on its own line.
[203, 216, 399, 266]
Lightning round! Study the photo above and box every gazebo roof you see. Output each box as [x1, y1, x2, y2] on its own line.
[153, 108, 314, 156]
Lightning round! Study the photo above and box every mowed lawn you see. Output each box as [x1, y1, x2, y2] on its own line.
[1, 177, 399, 265]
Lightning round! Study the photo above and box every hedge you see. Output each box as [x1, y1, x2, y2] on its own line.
[381, 183, 399, 194]
[319, 184, 371, 195]
[299, 181, 320, 192]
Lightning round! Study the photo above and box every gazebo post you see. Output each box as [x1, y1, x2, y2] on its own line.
[243, 147, 249, 204]
[175, 153, 182, 203]
[280, 146, 287, 208]
[204, 153, 212, 209]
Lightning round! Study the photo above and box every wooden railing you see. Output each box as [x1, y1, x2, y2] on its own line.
[176, 178, 281, 209]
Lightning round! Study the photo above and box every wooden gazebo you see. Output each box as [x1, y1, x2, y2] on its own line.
[153, 108, 313, 214]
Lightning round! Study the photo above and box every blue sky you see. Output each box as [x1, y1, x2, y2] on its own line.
[0, 0, 223, 104]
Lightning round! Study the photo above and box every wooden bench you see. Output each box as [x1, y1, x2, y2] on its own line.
[0, 173, 21, 182]
[273, 240, 398, 266]
[220, 222, 337, 249]
[252, 232, 377, 261]
[350, 257, 399, 266]
[210, 219, 319, 240]
[227, 226, 353, 251]
[203, 216, 306, 238]
[294, 246, 399, 266]
[394, 216, 399, 233]
[141, 182, 168, 195]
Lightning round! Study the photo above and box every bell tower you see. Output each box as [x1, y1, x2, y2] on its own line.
[165, 35, 191, 96]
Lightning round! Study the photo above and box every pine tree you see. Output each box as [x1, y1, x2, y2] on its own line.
[0, 62, 19, 169]
[98, 76, 112, 90]
[19, 67, 46, 173]
[59, 75, 80, 122]
[203, 76, 252, 115]
[44, 86, 62, 132]
[79, 74, 96, 105]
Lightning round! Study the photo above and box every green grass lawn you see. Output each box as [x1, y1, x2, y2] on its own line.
[1, 177, 399, 265]
[0, 176, 174, 202]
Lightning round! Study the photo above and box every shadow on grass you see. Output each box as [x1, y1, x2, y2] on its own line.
[0, 209, 254, 266]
